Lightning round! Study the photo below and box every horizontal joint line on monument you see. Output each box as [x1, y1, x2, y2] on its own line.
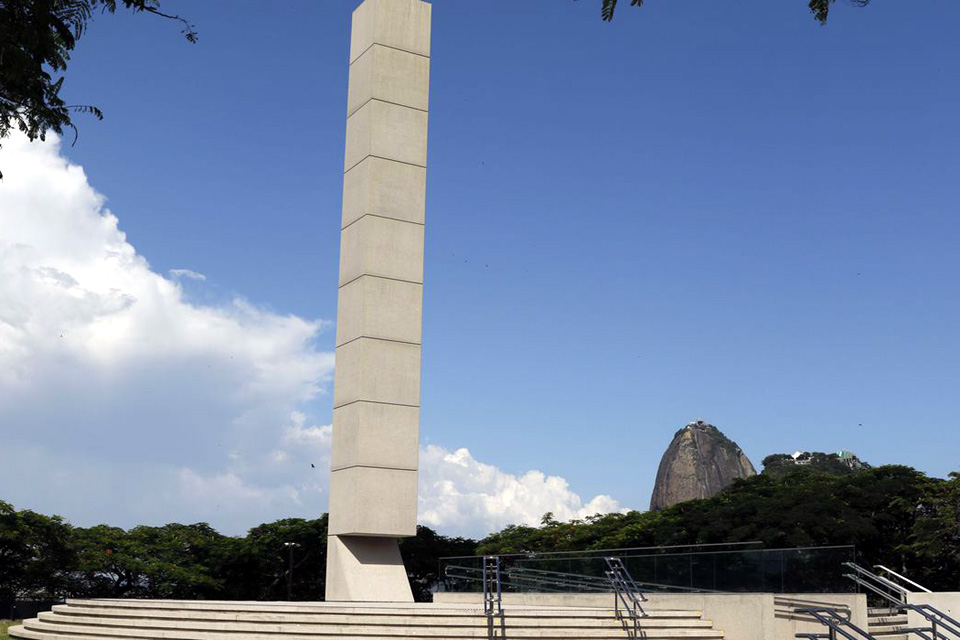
[344, 154, 426, 175]
[341, 212, 425, 233]
[339, 273, 422, 289]
[331, 464, 418, 472]
[350, 42, 430, 67]
[336, 335, 421, 350]
[348, 97, 429, 120]
[333, 399, 420, 410]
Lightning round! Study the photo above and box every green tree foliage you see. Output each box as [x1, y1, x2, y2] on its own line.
[478, 466, 959, 591]
[2, 464, 958, 600]
[907, 472, 960, 588]
[71, 523, 224, 598]
[0, 505, 473, 602]
[0, 0, 195, 178]
[400, 526, 476, 602]
[0, 500, 76, 599]
[598, 0, 872, 24]
[762, 452, 867, 479]
[215, 517, 329, 601]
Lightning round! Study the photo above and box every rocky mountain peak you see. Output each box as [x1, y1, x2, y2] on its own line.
[649, 420, 756, 512]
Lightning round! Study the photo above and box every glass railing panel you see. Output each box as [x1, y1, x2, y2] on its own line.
[437, 544, 857, 595]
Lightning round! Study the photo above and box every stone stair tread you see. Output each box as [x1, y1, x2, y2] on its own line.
[11, 600, 723, 640]
[52, 604, 637, 622]
[22, 619, 722, 640]
[51, 608, 602, 624]
[48, 609, 713, 630]
[39, 612, 650, 634]
[64, 600, 703, 618]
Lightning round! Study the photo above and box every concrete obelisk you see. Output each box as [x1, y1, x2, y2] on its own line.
[325, 0, 431, 602]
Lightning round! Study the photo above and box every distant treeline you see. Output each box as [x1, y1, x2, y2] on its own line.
[0, 507, 473, 602]
[3, 465, 958, 601]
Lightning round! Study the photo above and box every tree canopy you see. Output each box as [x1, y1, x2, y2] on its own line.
[0, 504, 474, 602]
[475, 465, 960, 592]
[0, 0, 195, 178]
[3, 464, 957, 602]
[599, 0, 872, 24]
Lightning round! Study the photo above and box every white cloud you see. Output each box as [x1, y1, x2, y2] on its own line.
[169, 268, 206, 281]
[0, 132, 334, 533]
[418, 445, 624, 538]
[0, 131, 624, 539]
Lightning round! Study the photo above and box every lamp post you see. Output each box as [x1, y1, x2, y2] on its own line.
[283, 542, 300, 600]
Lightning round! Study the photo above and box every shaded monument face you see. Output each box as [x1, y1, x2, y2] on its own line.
[325, 0, 431, 602]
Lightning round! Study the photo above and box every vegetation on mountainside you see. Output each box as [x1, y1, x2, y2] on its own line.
[477, 466, 960, 591]
[762, 452, 870, 479]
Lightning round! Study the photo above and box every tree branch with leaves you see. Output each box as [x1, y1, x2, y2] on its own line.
[0, 0, 195, 179]
[597, 0, 872, 24]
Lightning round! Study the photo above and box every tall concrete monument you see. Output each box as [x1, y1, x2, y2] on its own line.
[325, 0, 431, 602]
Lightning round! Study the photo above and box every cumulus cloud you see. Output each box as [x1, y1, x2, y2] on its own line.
[0, 131, 624, 538]
[418, 445, 624, 537]
[0, 131, 334, 532]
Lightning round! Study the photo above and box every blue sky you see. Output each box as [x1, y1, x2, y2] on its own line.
[1, 0, 958, 537]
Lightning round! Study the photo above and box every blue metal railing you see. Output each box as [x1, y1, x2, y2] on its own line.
[605, 556, 648, 638]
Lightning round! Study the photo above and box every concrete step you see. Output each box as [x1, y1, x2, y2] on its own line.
[48, 607, 713, 629]
[38, 612, 631, 635]
[10, 600, 724, 640]
[51, 604, 701, 623]
[60, 599, 703, 619]
[20, 618, 724, 640]
[3, 629, 44, 640]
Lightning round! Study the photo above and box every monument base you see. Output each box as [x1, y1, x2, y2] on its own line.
[324, 535, 414, 602]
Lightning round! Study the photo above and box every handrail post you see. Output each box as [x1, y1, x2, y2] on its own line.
[495, 556, 502, 613]
[482, 557, 488, 611]
[482, 555, 503, 640]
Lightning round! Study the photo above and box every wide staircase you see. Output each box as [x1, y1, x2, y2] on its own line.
[8, 599, 723, 639]
[866, 606, 909, 640]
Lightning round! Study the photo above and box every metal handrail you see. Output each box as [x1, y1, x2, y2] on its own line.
[446, 564, 613, 593]
[841, 562, 955, 638]
[795, 603, 960, 640]
[607, 570, 641, 638]
[482, 556, 502, 616]
[875, 565, 932, 593]
[795, 607, 877, 640]
[438, 541, 766, 563]
[901, 604, 960, 640]
[480, 556, 503, 640]
[446, 563, 724, 595]
[845, 563, 908, 593]
[605, 556, 648, 638]
[845, 573, 906, 608]
[844, 563, 911, 606]
[506, 566, 611, 592]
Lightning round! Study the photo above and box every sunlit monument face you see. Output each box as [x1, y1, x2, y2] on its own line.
[325, 0, 431, 602]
